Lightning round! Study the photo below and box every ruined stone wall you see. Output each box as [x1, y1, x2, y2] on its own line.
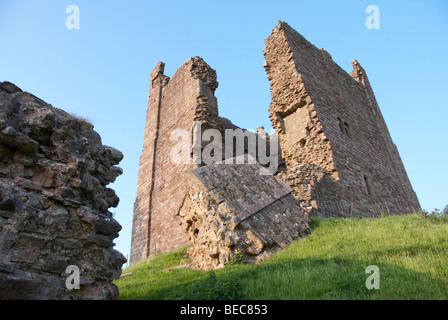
[131, 22, 420, 266]
[131, 57, 280, 265]
[0, 82, 125, 299]
[179, 156, 310, 270]
[264, 21, 420, 217]
[131, 58, 221, 264]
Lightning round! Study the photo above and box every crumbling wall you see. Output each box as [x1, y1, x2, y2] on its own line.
[131, 57, 223, 264]
[264, 21, 420, 217]
[131, 58, 282, 265]
[178, 156, 310, 270]
[0, 82, 126, 299]
[131, 21, 421, 266]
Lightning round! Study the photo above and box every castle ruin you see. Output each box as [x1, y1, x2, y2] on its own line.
[130, 21, 420, 267]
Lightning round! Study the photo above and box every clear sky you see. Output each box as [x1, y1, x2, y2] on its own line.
[1, 0, 447, 263]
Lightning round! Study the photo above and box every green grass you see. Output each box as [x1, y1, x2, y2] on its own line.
[115, 214, 448, 300]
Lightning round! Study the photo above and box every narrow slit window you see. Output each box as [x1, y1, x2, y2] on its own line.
[363, 175, 372, 196]
[344, 122, 349, 137]
[337, 116, 350, 137]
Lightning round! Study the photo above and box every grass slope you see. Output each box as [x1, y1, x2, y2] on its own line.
[115, 214, 448, 300]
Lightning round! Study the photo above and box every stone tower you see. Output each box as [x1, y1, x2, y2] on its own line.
[130, 58, 221, 264]
[130, 22, 420, 265]
[263, 21, 420, 217]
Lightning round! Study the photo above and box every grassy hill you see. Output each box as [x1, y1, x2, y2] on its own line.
[115, 213, 448, 300]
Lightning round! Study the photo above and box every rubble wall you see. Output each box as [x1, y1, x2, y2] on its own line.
[0, 82, 126, 299]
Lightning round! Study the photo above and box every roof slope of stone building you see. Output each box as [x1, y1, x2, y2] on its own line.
[179, 156, 310, 269]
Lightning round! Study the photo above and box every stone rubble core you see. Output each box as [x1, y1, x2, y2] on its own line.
[130, 21, 420, 267]
[180, 155, 310, 270]
[0, 81, 126, 299]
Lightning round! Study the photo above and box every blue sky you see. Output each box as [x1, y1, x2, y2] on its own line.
[1, 0, 447, 262]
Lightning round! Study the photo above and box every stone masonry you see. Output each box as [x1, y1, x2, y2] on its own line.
[180, 155, 310, 270]
[130, 57, 276, 264]
[0, 82, 126, 299]
[131, 58, 221, 264]
[264, 21, 420, 217]
[131, 21, 420, 266]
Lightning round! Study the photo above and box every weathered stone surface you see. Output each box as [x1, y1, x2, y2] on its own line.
[130, 57, 279, 265]
[180, 156, 310, 269]
[0, 81, 22, 94]
[131, 57, 227, 264]
[264, 21, 420, 217]
[0, 82, 126, 300]
[130, 21, 420, 267]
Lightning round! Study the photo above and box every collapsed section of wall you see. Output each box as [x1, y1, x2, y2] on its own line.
[264, 21, 420, 217]
[131, 21, 421, 266]
[0, 82, 126, 299]
[178, 156, 310, 270]
[131, 58, 286, 266]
